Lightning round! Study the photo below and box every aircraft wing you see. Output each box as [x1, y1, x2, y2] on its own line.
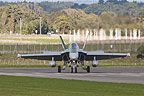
[85, 51, 130, 61]
[17, 51, 63, 61]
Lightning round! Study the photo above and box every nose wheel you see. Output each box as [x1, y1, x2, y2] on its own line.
[71, 66, 77, 73]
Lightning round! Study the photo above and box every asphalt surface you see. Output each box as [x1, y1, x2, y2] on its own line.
[0, 67, 144, 84]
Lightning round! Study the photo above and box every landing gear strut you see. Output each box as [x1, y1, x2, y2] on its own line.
[71, 66, 77, 73]
[58, 66, 61, 73]
[71, 67, 73, 73]
[75, 67, 77, 73]
[87, 66, 90, 73]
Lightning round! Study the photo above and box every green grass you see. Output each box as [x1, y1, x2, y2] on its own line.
[2, 38, 68, 44]
[0, 42, 141, 53]
[0, 44, 64, 52]
[0, 75, 144, 96]
[0, 65, 51, 68]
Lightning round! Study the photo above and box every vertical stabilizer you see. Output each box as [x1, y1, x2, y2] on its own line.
[83, 29, 90, 50]
[59, 35, 67, 50]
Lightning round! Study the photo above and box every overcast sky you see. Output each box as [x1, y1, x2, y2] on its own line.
[0, 0, 144, 4]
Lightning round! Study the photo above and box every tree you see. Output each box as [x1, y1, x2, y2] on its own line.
[77, 14, 100, 29]
[71, 3, 79, 9]
[23, 29, 29, 35]
[39, 1, 74, 15]
[84, 1, 143, 16]
[0, 3, 49, 34]
[121, 0, 128, 3]
[1, 9, 7, 25]
[53, 16, 71, 34]
[100, 12, 117, 29]
[106, 0, 118, 4]
[137, 45, 144, 54]
[98, 0, 104, 4]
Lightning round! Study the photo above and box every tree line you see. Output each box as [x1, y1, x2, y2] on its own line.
[0, 0, 144, 16]
[0, 1, 144, 35]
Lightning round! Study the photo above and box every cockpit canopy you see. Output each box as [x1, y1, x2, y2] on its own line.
[69, 43, 79, 53]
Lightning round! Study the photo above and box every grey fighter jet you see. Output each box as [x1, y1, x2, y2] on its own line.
[17, 35, 130, 73]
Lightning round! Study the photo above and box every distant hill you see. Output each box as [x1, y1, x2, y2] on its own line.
[38, 1, 144, 16]
[84, 2, 144, 16]
[0, 1, 144, 16]
[0, 1, 13, 6]
[38, 1, 74, 15]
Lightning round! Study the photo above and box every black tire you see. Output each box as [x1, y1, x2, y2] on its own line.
[87, 66, 90, 73]
[58, 66, 61, 73]
[71, 67, 73, 73]
[137, 54, 143, 59]
[75, 67, 77, 73]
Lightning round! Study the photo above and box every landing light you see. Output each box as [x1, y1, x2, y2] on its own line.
[73, 60, 75, 63]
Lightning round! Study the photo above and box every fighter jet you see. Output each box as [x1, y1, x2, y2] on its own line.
[17, 34, 130, 73]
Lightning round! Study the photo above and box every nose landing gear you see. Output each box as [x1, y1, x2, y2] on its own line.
[71, 66, 77, 73]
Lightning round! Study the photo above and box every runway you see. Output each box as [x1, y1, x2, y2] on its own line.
[0, 67, 144, 84]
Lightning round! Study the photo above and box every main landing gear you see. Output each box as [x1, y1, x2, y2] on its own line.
[58, 66, 61, 73]
[87, 66, 90, 73]
[58, 65, 90, 73]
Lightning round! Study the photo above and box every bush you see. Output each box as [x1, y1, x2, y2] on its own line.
[23, 30, 29, 35]
[137, 45, 144, 54]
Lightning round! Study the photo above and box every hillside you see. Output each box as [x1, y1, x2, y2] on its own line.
[38, 1, 144, 16]
[84, 2, 144, 16]
[0, 1, 144, 16]
[38, 1, 74, 15]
